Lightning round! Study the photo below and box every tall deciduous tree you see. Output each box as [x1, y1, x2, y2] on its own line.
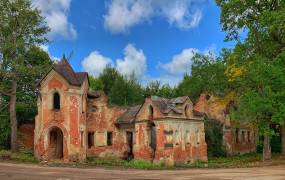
[0, 0, 49, 151]
[217, 0, 285, 160]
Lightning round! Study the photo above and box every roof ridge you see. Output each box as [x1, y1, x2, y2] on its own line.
[58, 59, 81, 85]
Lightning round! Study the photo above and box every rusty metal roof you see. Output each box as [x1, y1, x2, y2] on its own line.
[53, 59, 87, 86]
[117, 96, 193, 124]
[117, 105, 141, 124]
[151, 96, 189, 114]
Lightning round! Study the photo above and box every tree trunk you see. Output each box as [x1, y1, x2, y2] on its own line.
[9, 78, 17, 152]
[263, 135, 271, 161]
[282, 126, 285, 156]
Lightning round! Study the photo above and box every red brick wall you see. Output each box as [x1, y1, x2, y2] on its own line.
[19, 123, 35, 151]
[86, 95, 129, 158]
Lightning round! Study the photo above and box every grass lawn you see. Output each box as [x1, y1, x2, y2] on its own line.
[1, 150, 284, 170]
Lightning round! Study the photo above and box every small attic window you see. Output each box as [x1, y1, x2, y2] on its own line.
[53, 92, 60, 110]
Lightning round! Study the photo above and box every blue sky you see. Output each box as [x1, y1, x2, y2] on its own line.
[33, 0, 235, 86]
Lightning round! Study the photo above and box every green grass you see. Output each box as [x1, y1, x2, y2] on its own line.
[85, 157, 168, 170]
[0, 150, 38, 163]
[1, 150, 283, 170]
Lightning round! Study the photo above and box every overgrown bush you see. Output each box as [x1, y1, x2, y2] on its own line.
[257, 135, 281, 153]
[204, 119, 226, 157]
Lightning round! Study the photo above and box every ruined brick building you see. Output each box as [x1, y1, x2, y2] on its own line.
[34, 59, 207, 165]
[194, 93, 256, 155]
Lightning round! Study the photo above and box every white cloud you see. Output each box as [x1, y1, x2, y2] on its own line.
[104, 0, 205, 34]
[104, 0, 153, 33]
[116, 44, 146, 77]
[81, 44, 146, 78]
[159, 48, 198, 75]
[39, 45, 60, 61]
[32, 0, 77, 40]
[81, 51, 113, 77]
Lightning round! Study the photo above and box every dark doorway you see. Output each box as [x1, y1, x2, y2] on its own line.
[126, 131, 133, 160]
[49, 127, 63, 159]
[88, 132, 94, 148]
[150, 123, 156, 160]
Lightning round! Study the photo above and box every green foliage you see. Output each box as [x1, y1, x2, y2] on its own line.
[143, 80, 176, 99]
[89, 76, 104, 91]
[204, 119, 226, 157]
[108, 74, 144, 106]
[86, 157, 166, 170]
[16, 46, 52, 123]
[216, 0, 285, 159]
[0, 111, 10, 149]
[257, 136, 282, 154]
[0, 150, 37, 163]
[176, 53, 229, 102]
[0, 0, 50, 150]
[98, 66, 120, 95]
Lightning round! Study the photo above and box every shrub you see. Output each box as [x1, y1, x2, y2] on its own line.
[204, 118, 226, 157]
[0, 150, 37, 163]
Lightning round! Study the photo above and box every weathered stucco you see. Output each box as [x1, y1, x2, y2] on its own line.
[86, 94, 130, 158]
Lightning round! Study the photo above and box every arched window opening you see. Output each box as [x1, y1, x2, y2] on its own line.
[149, 105, 154, 120]
[185, 105, 189, 118]
[53, 92, 60, 110]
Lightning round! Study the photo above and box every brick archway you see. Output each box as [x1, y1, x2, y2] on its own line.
[43, 123, 68, 161]
[48, 126, 63, 159]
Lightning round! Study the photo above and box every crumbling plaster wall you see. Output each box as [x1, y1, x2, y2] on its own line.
[86, 95, 130, 158]
[134, 97, 207, 165]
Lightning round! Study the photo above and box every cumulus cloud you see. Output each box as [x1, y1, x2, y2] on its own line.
[116, 44, 146, 77]
[81, 51, 113, 77]
[32, 0, 77, 40]
[159, 48, 198, 75]
[39, 45, 61, 61]
[104, 0, 205, 33]
[81, 44, 146, 78]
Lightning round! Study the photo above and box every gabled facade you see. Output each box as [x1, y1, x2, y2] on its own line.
[34, 59, 89, 162]
[131, 96, 208, 165]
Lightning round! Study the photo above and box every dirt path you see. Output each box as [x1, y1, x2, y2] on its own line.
[1, 162, 285, 180]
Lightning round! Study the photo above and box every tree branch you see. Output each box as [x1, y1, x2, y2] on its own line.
[0, 89, 11, 96]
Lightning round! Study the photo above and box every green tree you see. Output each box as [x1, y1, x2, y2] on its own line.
[98, 65, 120, 95]
[143, 80, 176, 99]
[0, 0, 49, 151]
[89, 76, 104, 91]
[109, 74, 143, 106]
[176, 53, 229, 102]
[217, 0, 285, 160]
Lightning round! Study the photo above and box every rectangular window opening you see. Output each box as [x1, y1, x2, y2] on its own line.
[88, 132, 94, 148]
[107, 132, 113, 146]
